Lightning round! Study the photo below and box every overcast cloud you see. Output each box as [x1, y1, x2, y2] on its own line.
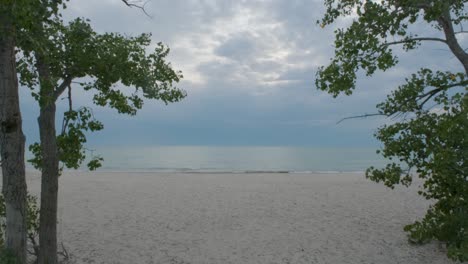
[20, 0, 466, 147]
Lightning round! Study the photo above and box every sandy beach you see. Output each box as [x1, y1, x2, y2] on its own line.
[25, 171, 451, 264]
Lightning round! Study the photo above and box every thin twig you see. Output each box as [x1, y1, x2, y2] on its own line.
[67, 84, 72, 113]
[383, 37, 447, 47]
[58, 242, 70, 261]
[336, 113, 387, 124]
[71, 81, 87, 85]
[121, 0, 152, 17]
[27, 233, 39, 257]
[60, 85, 73, 135]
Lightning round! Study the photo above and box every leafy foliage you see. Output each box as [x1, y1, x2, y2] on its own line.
[0, 0, 68, 47]
[17, 16, 185, 171]
[28, 107, 104, 171]
[0, 249, 17, 264]
[317, 0, 468, 261]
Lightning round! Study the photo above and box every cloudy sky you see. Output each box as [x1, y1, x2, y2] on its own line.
[20, 0, 464, 147]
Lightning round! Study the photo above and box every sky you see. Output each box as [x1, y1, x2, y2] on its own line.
[19, 0, 466, 148]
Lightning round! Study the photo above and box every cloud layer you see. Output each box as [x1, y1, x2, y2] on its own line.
[20, 0, 465, 147]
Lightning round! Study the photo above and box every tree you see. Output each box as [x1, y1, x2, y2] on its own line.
[0, 1, 63, 262]
[0, 1, 158, 263]
[0, 4, 27, 263]
[17, 12, 185, 264]
[317, 0, 467, 261]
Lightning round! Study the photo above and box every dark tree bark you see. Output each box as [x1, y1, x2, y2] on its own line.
[438, 10, 468, 75]
[0, 8, 28, 264]
[36, 58, 60, 264]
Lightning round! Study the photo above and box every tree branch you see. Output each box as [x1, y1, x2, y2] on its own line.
[336, 113, 387, 124]
[395, 0, 430, 10]
[121, 0, 151, 17]
[438, 9, 468, 74]
[418, 88, 442, 109]
[416, 87, 443, 100]
[338, 79, 467, 124]
[67, 84, 72, 112]
[53, 76, 72, 101]
[418, 80, 468, 108]
[383, 37, 447, 47]
[60, 84, 73, 135]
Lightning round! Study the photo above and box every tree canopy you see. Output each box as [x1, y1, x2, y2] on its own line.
[317, 0, 467, 261]
[18, 17, 185, 171]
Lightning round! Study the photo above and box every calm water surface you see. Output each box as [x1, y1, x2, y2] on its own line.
[92, 146, 388, 173]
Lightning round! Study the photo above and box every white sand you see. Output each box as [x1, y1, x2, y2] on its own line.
[25, 171, 452, 264]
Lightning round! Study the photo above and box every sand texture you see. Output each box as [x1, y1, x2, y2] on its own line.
[24, 171, 452, 264]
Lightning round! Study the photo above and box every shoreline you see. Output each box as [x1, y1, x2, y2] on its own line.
[26, 168, 368, 174]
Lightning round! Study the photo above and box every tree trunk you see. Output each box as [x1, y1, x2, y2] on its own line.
[0, 9, 28, 264]
[37, 105, 59, 264]
[37, 104, 59, 264]
[37, 61, 59, 264]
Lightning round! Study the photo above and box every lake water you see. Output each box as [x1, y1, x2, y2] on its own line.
[91, 146, 388, 173]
